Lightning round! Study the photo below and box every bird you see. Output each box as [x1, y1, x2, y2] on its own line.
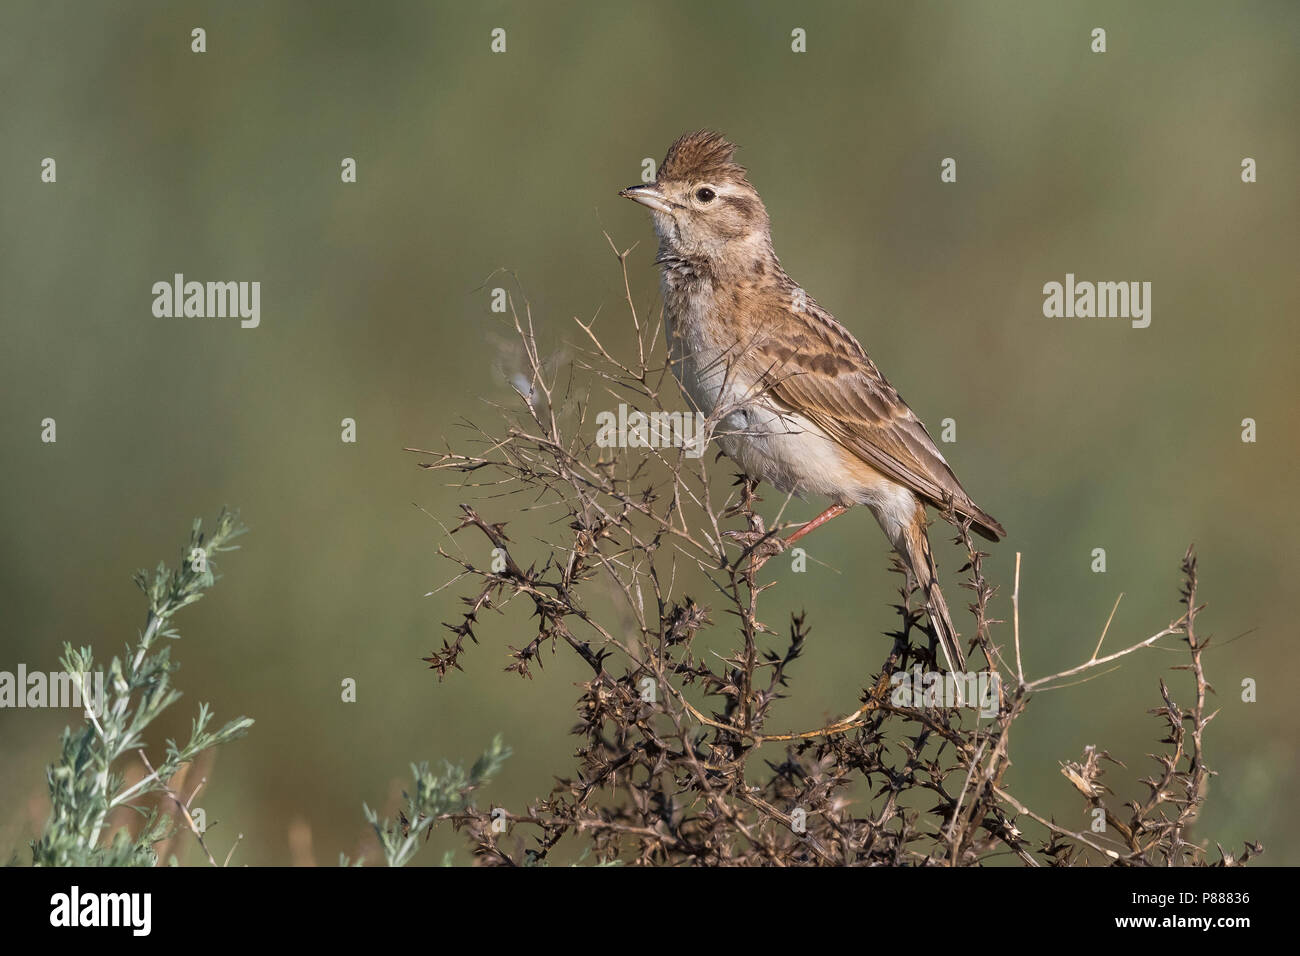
[619, 130, 1004, 672]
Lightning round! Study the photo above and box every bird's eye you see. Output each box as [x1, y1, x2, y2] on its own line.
[695, 187, 716, 203]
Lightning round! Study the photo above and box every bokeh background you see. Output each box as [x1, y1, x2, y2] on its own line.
[2, 0, 1297, 865]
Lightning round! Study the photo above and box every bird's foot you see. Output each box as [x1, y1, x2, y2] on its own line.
[723, 529, 787, 572]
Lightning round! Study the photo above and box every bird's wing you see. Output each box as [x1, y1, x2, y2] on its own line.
[745, 303, 1005, 540]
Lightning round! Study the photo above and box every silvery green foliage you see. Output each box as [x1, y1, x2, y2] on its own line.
[357, 735, 510, 867]
[31, 510, 253, 866]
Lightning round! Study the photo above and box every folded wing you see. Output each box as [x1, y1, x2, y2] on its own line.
[747, 302, 1005, 541]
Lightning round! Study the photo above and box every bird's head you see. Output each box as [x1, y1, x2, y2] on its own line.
[620, 131, 771, 264]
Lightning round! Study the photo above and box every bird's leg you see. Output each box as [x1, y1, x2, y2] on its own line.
[731, 503, 851, 574]
[782, 504, 850, 548]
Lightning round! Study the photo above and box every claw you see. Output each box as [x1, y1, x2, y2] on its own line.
[723, 530, 787, 572]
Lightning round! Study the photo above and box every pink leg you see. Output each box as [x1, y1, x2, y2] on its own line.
[784, 504, 849, 547]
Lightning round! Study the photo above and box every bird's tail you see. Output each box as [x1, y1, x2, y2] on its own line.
[900, 510, 965, 673]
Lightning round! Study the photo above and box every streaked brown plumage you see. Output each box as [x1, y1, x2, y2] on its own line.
[620, 131, 1003, 671]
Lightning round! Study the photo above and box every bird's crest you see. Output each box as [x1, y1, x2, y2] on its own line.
[658, 130, 747, 184]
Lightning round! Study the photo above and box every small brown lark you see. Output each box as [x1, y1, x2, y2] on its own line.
[620, 130, 1004, 672]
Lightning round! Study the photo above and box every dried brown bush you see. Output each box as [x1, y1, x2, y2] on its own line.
[406, 240, 1261, 867]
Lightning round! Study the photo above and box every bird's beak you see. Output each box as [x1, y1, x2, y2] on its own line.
[619, 183, 675, 214]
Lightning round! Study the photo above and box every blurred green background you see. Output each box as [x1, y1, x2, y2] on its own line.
[2, 0, 1296, 865]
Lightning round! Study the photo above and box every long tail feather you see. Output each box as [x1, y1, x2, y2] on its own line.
[902, 514, 965, 672]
